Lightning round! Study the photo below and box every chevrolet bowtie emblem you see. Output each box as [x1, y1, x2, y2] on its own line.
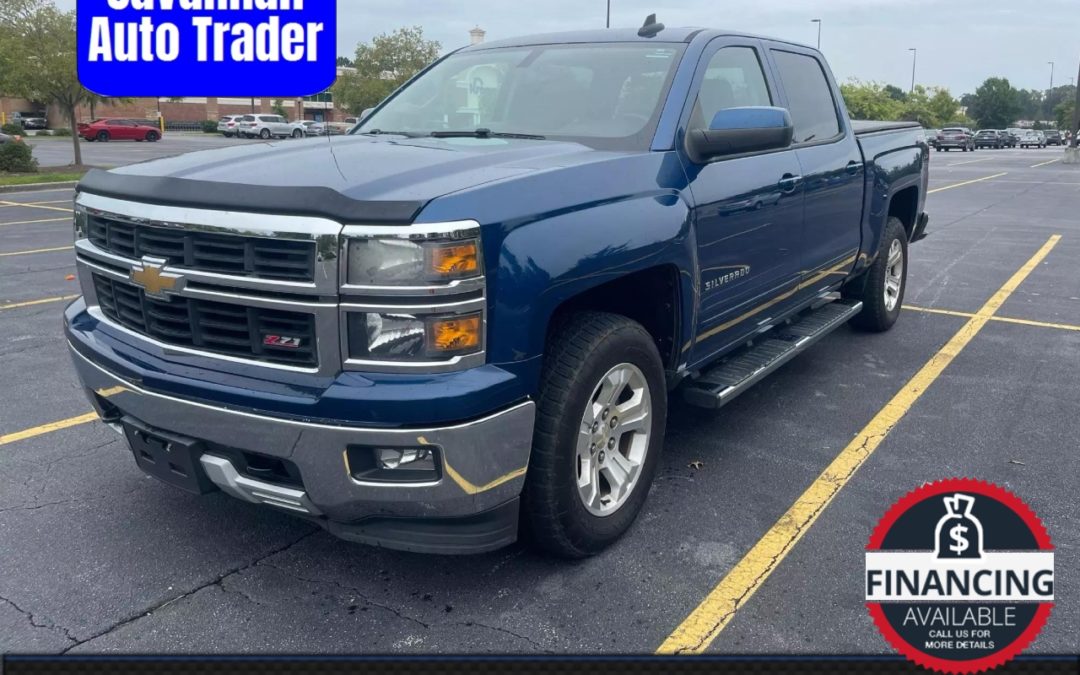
[130, 257, 185, 299]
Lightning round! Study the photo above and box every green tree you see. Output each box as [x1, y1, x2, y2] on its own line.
[883, 84, 907, 102]
[840, 81, 904, 121]
[967, 77, 1021, 129]
[1055, 99, 1076, 135]
[332, 26, 441, 115]
[0, 0, 91, 165]
[926, 88, 961, 126]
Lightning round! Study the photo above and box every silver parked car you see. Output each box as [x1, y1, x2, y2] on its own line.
[1019, 131, 1046, 148]
[239, 114, 306, 140]
[217, 115, 245, 138]
[301, 121, 326, 136]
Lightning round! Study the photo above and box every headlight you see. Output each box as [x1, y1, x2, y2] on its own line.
[73, 206, 87, 240]
[345, 238, 481, 286]
[347, 310, 483, 361]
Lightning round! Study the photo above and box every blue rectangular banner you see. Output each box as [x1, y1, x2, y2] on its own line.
[77, 0, 336, 97]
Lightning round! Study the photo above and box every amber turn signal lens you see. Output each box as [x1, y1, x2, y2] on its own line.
[427, 314, 481, 354]
[428, 242, 479, 278]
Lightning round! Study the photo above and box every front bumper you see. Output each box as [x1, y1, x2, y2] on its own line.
[68, 325, 537, 555]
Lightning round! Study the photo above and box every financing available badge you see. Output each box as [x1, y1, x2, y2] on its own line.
[865, 479, 1054, 673]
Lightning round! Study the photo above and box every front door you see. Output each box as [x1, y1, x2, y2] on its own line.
[679, 40, 806, 367]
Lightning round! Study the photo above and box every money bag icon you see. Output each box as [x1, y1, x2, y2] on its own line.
[935, 493, 984, 559]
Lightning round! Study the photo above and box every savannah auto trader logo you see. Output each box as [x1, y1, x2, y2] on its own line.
[865, 479, 1054, 673]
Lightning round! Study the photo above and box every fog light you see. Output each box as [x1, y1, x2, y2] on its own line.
[345, 445, 441, 484]
[377, 447, 435, 471]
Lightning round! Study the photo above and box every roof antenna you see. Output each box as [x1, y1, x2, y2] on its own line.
[638, 13, 664, 38]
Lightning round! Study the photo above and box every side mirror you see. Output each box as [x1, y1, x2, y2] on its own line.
[686, 106, 794, 163]
[359, 108, 374, 122]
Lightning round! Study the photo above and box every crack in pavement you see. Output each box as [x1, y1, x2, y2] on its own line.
[457, 620, 546, 651]
[58, 528, 320, 653]
[256, 561, 430, 630]
[0, 594, 78, 644]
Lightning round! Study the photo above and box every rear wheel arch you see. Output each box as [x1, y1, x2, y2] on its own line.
[886, 185, 920, 241]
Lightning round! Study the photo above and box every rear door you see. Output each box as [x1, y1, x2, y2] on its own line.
[679, 38, 807, 366]
[766, 45, 863, 291]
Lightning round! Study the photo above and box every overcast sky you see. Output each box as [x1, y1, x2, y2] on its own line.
[57, 0, 1079, 95]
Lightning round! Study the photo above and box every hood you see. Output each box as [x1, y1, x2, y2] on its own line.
[77, 135, 625, 224]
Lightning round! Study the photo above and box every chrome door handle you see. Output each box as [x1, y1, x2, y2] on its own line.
[846, 161, 862, 175]
[778, 174, 802, 194]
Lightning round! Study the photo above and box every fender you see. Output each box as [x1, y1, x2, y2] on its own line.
[418, 150, 696, 396]
[857, 133, 926, 268]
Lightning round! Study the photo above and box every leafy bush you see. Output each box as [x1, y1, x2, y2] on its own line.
[201, 120, 218, 133]
[1, 122, 25, 136]
[0, 141, 38, 173]
[52, 127, 72, 137]
[36, 130, 52, 136]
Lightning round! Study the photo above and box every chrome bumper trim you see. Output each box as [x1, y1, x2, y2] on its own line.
[70, 342, 536, 521]
[200, 455, 322, 516]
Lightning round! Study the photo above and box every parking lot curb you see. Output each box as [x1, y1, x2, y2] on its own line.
[0, 180, 79, 194]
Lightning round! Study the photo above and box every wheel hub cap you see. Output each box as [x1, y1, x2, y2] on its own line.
[575, 363, 652, 516]
[884, 239, 904, 312]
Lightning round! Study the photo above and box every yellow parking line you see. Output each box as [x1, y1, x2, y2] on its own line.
[0, 245, 74, 257]
[0, 200, 73, 213]
[1030, 158, 1061, 168]
[657, 235, 1061, 655]
[906, 305, 1080, 332]
[0, 216, 71, 227]
[0, 294, 79, 311]
[928, 172, 1008, 194]
[0, 413, 99, 447]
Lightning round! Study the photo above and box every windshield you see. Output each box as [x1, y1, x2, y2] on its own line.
[356, 43, 686, 150]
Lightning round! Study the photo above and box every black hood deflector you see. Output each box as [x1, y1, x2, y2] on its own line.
[76, 169, 426, 224]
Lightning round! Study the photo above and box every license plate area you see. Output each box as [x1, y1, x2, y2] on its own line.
[122, 417, 217, 495]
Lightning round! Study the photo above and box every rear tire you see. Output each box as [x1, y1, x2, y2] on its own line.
[260, 128, 271, 139]
[96, 131, 109, 142]
[523, 312, 667, 558]
[845, 217, 908, 333]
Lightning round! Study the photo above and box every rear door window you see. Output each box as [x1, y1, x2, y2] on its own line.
[771, 50, 841, 144]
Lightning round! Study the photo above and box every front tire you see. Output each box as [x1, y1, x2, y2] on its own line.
[523, 312, 667, 558]
[845, 217, 908, 333]
[145, 131, 159, 142]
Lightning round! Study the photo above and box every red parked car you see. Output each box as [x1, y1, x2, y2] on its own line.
[79, 119, 162, 142]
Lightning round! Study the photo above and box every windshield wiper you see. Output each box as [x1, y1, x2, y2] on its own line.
[358, 129, 425, 138]
[429, 128, 546, 140]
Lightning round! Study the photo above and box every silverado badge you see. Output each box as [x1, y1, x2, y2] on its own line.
[130, 257, 185, 300]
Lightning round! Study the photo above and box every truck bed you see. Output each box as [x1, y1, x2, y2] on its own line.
[852, 120, 922, 135]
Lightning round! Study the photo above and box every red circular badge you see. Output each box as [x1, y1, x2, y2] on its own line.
[866, 479, 1053, 674]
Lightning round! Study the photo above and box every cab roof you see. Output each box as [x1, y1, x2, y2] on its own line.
[461, 26, 814, 52]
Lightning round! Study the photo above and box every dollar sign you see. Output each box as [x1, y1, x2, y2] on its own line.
[949, 523, 969, 554]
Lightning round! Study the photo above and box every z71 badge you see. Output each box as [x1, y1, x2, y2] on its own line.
[263, 335, 302, 349]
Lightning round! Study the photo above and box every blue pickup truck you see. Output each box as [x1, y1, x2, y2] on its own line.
[65, 19, 929, 557]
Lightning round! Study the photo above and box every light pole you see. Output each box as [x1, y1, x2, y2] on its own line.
[606, 0, 611, 28]
[908, 48, 918, 94]
[1047, 61, 1055, 122]
[811, 19, 821, 49]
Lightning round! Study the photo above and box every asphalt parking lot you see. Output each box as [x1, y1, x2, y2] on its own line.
[1, 146, 1077, 655]
[25, 132, 258, 168]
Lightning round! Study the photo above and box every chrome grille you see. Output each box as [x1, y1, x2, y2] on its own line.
[87, 215, 315, 281]
[93, 273, 317, 367]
